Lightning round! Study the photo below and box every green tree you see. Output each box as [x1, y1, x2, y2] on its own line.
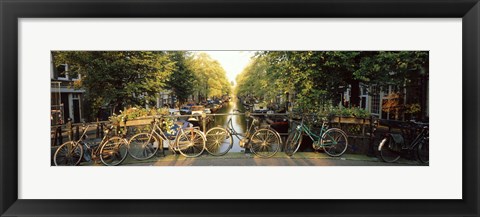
[239, 51, 428, 114]
[190, 53, 232, 100]
[166, 51, 195, 104]
[52, 51, 174, 120]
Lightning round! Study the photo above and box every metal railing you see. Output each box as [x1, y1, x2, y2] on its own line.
[51, 112, 381, 148]
[50, 120, 110, 146]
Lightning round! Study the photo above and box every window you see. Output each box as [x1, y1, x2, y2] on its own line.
[360, 85, 368, 110]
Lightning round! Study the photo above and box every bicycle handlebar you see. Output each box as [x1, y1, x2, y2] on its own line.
[409, 120, 429, 128]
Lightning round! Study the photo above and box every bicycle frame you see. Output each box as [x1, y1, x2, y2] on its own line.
[295, 120, 333, 145]
[82, 126, 114, 160]
[290, 120, 337, 147]
[75, 125, 92, 143]
[67, 125, 96, 152]
[226, 115, 258, 141]
[378, 123, 429, 151]
[145, 119, 200, 151]
[299, 122, 322, 141]
[403, 126, 429, 150]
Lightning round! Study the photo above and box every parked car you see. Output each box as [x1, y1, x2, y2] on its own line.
[204, 108, 212, 114]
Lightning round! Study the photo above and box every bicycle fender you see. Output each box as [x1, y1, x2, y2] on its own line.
[378, 137, 388, 151]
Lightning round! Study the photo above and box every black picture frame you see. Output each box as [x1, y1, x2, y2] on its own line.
[1, 0, 478, 216]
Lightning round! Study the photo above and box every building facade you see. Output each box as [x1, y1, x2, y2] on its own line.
[50, 55, 85, 125]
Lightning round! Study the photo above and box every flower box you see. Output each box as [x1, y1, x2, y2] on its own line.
[329, 116, 371, 125]
[118, 117, 155, 127]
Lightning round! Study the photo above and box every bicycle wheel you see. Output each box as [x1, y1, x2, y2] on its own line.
[379, 136, 401, 163]
[205, 127, 233, 156]
[176, 129, 205, 157]
[284, 129, 302, 156]
[128, 133, 160, 160]
[100, 136, 129, 166]
[54, 141, 83, 166]
[417, 139, 429, 164]
[250, 128, 281, 158]
[321, 128, 348, 157]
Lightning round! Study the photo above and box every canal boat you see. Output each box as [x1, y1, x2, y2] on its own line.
[253, 102, 269, 113]
[168, 108, 181, 117]
[191, 105, 205, 116]
[180, 106, 192, 115]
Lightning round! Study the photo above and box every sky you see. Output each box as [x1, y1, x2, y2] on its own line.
[195, 51, 255, 86]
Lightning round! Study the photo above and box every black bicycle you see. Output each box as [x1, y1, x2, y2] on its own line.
[378, 120, 429, 164]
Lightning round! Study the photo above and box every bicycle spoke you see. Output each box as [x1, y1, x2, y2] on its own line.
[193, 134, 203, 143]
[128, 133, 158, 160]
[265, 132, 271, 142]
[265, 132, 275, 143]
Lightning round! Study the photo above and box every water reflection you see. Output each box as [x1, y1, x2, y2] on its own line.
[210, 97, 249, 152]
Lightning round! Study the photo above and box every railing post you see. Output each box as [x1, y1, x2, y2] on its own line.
[100, 123, 104, 138]
[52, 127, 58, 146]
[67, 118, 73, 141]
[75, 125, 80, 141]
[57, 126, 63, 145]
[202, 113, 207, 133]
[367, 116, 376, 157]
[96, 118, 100, 138]
[244, 114, 251, 154]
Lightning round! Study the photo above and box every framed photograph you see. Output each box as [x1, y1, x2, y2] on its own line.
[1, 0, 478, 216]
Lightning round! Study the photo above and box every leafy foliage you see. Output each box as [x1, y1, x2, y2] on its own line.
[326, 107, 371, 118]
[108, 107, 174, 135]
[52, 51, 174, 120]
[189, 53, 232, 100]
[108, 107, 170, 124]
[235, 51, 428, 115]
[166, 51, 195, 104]
[52, 51, 232, 121]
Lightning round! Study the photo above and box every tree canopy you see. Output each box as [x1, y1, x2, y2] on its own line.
[189, 53, 232, 100]
[235, 51, 428, 114]
[52, 51, 232, 121]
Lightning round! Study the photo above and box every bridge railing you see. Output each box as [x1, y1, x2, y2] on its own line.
[51, 112, 379, 155]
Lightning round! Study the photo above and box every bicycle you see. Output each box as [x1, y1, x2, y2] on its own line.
[53, 124, 129, 166]
[284, 115, 349, 157]
[205, 111, 282, 158]
[378, 120, 429, 164]
[127, 117, 206, 159]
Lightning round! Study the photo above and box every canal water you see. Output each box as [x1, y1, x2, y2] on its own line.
[210, 97, 248, 152]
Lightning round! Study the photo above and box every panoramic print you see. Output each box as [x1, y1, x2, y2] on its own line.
[50, 51, 429, 166]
